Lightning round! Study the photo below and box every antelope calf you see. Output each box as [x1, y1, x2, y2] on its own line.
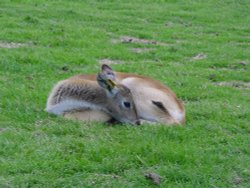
[46, 65, 140, 125]
[46, 64, 185, 125]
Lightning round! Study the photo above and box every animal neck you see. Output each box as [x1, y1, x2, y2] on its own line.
[47, 80, 113, 116]
[72, 84, 109, 107]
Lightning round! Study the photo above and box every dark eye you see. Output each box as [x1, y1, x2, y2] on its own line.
[123, 102, 131, 108]
[107, 72, 113, 75]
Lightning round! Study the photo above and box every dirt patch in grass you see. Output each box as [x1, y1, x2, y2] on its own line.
[0, 41, 28, 48]
[192, 53, 207, 60]
[0, 128, 8, 133]
[232, 176, 242, 186]
[239, 61, 249, 66]
[98, 59, 123, 65]
[144, 172, 161, 185]
[129, 47, 155, 53]
[209, 61, 249, 71]
[112, 36, 168, 46]
[215, 81, 250, 89]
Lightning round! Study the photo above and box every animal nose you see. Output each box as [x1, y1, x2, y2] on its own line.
[135, 120, 141, 125]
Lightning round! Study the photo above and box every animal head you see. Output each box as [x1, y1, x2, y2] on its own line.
[97, 64, 140, 125]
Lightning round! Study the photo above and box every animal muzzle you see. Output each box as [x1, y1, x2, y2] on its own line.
[134, 120, 141, 125]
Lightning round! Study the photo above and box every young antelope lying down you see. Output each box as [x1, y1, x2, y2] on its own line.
[46, 64, 185, 125]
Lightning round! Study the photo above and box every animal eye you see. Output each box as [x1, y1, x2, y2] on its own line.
[123, 102, 131, 108]
[107, 72, 113, 75]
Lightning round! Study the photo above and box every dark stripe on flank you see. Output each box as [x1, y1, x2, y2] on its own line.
[152, 101, 169, 114]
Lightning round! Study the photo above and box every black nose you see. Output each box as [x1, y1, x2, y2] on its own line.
[135, 120, 141, 125]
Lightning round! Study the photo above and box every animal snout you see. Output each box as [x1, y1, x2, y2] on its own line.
[135, 120, 141, 125]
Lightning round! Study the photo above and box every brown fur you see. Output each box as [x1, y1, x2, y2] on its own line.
[66, 71, 185, 125]
[46, 69, 140, 125]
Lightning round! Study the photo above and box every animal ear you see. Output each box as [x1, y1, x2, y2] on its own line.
[97, 73, 118, 95]
[101, 64, 116, 81]
[97, 64, 119, 95]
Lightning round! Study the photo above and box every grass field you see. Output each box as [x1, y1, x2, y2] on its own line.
[0, 0, 250, 187]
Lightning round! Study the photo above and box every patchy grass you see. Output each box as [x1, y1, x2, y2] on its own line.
[0, 0, 249, 187]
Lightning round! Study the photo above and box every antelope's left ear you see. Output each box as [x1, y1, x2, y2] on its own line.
[101, 64, 116, 81]
[97, 73, 118, 94]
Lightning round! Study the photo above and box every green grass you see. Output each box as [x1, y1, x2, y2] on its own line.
[0, 0, 249, 187]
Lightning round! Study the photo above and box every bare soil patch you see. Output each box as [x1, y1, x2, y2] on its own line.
[0, 41, 27, 48]
[215, 81, 250, 89]
[144, 172, 161, 185]
[98, 59, 123, 65]
[112, 36, 168, 46]
[239, 61, 248, 66]
[192, 53, 207, 60]
[129, 47, 155, 53]
[0, 128, 7, 133]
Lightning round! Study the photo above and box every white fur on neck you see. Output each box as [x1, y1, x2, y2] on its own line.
[46, 99, 103, 115]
